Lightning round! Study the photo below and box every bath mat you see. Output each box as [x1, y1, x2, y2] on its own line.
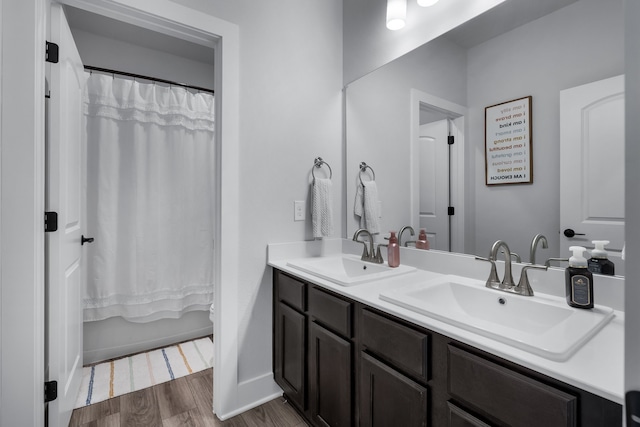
[74, 336, 214, 408]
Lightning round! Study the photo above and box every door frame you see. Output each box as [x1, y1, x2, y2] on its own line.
[0, 0, 241, 423]
[410, 89, 466, 253]
[0, 1, 47, 426]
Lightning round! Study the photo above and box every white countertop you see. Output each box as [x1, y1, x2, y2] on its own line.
[267, 238, 625, 405]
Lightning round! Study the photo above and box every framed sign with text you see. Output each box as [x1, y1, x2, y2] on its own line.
[485, 96, 533, 185]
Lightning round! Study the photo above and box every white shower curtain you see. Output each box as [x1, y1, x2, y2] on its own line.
[83, 73, 215, 323]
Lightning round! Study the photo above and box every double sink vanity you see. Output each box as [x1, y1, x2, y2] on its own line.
[268, 238, 623, 426]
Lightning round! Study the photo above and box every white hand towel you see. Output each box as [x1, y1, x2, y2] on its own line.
[312, 178, 334, 238]
[362, 181, 380, 234]
[354, 184, 364, 223]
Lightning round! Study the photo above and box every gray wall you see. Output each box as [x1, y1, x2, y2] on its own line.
[164, 0, 344, 385]
[346, 36, 467, 240]
[469, 0, 623, 259]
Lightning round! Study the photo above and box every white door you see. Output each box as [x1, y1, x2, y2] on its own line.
[46, 4, 87, 426]
[418, 120, 449, 250]
[560, 75, 625, 274]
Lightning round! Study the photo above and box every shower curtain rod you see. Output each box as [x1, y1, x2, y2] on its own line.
[84, 65, 215, 95]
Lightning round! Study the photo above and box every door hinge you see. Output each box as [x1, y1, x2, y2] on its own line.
[448, 206, 455, 216]
[45, 211, 58, 232]
[448, 135, 455, 145]
[44, 381, 58, 403]
[46, 41, 59, 64]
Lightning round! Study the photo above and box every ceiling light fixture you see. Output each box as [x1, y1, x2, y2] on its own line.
[386, 0, 407, 30]
[417, 0, 439, 6]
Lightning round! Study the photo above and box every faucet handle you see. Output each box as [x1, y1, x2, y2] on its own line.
[475, 256, 501, 289]
[544, 257, 569, 268]
[516, 265, 548, 296]
[375, 245, 385, 263]
[356, 241, 369, 260]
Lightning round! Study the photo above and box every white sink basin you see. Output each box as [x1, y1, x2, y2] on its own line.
[286, 254, 416, 286]
[379, 275, 614, 361]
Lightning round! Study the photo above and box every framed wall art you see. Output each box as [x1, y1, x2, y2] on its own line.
[485, 96, 533, 185]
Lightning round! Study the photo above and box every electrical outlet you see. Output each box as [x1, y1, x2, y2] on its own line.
[294, 201, 305, 221]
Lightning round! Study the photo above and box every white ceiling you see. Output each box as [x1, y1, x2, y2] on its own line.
[63, 5, 215, 66]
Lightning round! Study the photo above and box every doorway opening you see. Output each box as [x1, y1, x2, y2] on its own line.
[64, 5, 216, 364]
[45, 2, 232, 425]
[410, 89, 467, 253]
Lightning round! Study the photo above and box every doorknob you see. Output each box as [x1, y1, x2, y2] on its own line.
[627, 391, 640, 425]
[563, 229, 586, 238]
[81, 235, 95, 245]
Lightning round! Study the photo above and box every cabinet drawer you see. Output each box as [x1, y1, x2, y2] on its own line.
[448, 345, 577, 427]
[277, 272, 306, 312]
[308, 286, 353, 338]
[361, 309, 429, 382]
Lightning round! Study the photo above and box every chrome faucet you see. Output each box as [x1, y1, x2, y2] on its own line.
[398, 226, 415, 247]
[530, 233, 548, 265]
[490, 240, 516, 288]
[476, 240, 548, 296]
[352, 229, 384, 264]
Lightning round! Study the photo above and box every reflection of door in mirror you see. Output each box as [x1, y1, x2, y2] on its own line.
[418, 120, 449, 250]
[560, 75, 625, 275]
[410, 91, 467, 253]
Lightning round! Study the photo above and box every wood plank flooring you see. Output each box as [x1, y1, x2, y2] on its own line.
[69, 368, 308, 427]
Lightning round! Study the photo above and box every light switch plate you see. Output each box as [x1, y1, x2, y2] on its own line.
[294, 200, 305, 221]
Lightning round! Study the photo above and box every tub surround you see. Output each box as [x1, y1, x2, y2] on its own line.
[268, 238, 624, 405]
[83, 311, 212, 364]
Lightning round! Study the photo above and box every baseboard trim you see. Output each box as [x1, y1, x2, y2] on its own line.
[215, 373, 283, 420]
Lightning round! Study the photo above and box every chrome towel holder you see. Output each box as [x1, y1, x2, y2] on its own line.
[359, 162, 376, 185]
[312, 157, 332, 180]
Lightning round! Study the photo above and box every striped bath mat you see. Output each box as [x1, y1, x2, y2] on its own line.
[74, 336, 214, 408]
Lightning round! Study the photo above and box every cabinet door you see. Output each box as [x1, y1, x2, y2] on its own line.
[274, 302, 306, 411]
[360, 352, 428, 427]
[309, 322, 352, 427]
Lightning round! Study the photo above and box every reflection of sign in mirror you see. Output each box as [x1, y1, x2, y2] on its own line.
[485, 96, 533, 185]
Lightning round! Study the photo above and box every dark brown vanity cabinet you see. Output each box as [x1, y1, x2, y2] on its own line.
[273, 271, 354, 426]
[272, 269, 622, 427]
[273, 272, 307, 413]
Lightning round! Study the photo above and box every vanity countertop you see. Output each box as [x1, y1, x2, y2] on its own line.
[267, 238, 624, 405]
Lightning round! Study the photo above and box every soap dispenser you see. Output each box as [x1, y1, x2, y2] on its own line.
[565, 246, 594, 309]
[387, 231, 400, 268]
[416, 229, 430, 250]
[588, 240, 615, 275]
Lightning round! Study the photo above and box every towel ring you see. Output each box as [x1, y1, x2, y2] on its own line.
[312, 157, 332, 180]
[359, 162, 376, 185]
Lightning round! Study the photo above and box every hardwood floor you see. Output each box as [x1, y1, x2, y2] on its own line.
[69, 368, 308, 427]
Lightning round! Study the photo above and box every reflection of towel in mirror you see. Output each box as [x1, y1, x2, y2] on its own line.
[354, 181, 380, 234]
[312, 178, 334, 238]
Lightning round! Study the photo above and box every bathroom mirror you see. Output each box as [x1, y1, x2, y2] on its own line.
[344, 0, 626, 275]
